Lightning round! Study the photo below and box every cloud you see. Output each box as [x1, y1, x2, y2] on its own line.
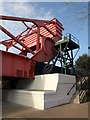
[0, 2, 54, 52]
[1, 2, 53, 34]
[1, 2, 53, 19]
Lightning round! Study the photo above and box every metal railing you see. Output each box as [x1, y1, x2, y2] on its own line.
[67, 82, 77, 95]
[67, 75, 88, 103]
[63, 33, 79, 45]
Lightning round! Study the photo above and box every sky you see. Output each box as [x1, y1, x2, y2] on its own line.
[0, 2, 88, 60]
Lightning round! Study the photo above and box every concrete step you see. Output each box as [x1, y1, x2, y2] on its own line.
[2, 73, 76, 110]
[3, 89, 72, 110]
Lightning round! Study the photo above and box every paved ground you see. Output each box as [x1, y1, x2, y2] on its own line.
[1, 102, 89, 118]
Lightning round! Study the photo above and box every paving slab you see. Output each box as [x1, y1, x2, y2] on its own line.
[2, 102, 89, 118]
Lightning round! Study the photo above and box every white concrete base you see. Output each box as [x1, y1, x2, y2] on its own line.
[2, 74, 76, 110]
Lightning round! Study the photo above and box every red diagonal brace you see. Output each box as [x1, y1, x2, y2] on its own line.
[0, 25, 35, 55]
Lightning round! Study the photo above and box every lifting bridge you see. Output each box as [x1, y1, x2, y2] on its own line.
[0, 15, 80, 79]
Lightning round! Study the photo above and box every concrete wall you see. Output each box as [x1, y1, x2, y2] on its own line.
[17, 73, 59, 91]
[2, 73, 76, 110]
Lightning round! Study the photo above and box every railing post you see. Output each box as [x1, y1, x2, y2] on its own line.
[69, 33, 71, 41]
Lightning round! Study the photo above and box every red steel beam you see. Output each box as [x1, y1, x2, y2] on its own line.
[36, 26, 40, 51]
[0, 15, 54, 26]
[44, 26, 55, 37]
[1, 50, 35, 78]
[13, 45, 22, 51]
[0, 25, 35, 55]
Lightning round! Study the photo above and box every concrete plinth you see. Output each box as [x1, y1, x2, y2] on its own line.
[2, 73, 76, 110]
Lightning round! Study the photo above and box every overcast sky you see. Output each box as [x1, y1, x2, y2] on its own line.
[0, 2, 88, 59]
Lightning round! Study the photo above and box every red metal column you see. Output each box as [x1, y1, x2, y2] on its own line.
[36, 26, 40, 52]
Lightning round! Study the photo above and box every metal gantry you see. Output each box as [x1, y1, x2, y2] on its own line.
[42, 33, 80, 75]
[0, 15, 80, 78]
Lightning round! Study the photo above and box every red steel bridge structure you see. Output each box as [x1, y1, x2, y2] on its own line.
[0, 15, 79, 79]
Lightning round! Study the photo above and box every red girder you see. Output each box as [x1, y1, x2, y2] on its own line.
[0, 15, 54, 26]
[0, 15, 64, 78]
[0, 50, 35, 78]
[0, 25, 35, 55]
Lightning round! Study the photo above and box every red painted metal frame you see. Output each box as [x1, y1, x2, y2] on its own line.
[0, 15, 64, 78]
[0, 50, 35, 78]
[0, 15, 64, 61]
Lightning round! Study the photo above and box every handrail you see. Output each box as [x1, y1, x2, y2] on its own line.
[63, 33, 79, 45]
[67, 75, 88, 96]
[67, 82, 77, 95]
